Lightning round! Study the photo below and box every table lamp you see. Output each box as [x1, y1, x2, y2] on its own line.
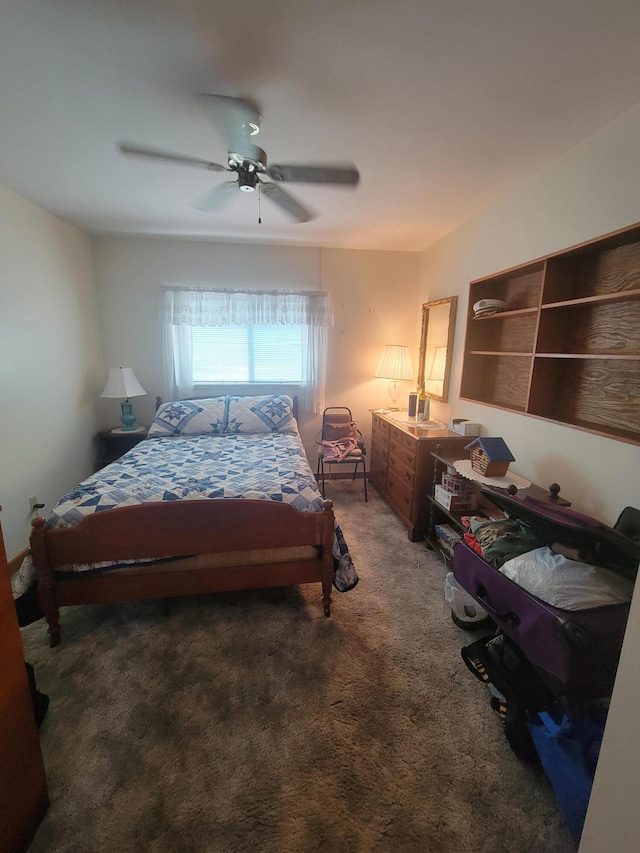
[375, 345, 414, 409]
[100, 367, 147, 432]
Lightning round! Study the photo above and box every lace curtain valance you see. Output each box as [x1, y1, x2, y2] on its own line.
[161, 287, 333, 327]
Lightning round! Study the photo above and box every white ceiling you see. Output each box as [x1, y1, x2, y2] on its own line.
[3, 0, 640, 252]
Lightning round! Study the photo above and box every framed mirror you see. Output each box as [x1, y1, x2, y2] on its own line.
[417, 296, 457, 403]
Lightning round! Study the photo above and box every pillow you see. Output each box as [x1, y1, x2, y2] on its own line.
[149, 398, 227, 437]
[225, 395, 296, 434]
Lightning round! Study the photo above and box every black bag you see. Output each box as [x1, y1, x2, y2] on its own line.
[15, 580, 44, 627]
[462, 634, 556, 762]
[25, 662, 49, 729]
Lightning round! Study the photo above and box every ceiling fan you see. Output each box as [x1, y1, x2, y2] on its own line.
[118, 94, 360, 223]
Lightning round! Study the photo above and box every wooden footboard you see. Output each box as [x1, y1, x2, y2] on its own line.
[30, 499, 335, 646]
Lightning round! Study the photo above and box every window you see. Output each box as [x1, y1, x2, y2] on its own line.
[191, 325, 303, 384]
[161, 288, 333, 413]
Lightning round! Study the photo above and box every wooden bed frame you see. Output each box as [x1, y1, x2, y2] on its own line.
[29, 395, 334, 646]
[31, 498, 335, 646]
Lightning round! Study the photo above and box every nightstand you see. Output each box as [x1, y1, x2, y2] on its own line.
[97, 427, 149, 468]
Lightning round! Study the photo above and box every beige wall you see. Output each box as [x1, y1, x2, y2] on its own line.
[417, 102, 640, 851]
[419, 102, 640, 525]
[0, 185, 103, 559]
[92, 237, 420, 459]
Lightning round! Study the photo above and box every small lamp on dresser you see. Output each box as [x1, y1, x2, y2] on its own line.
[100, 367, 147, 432]
[375, 345, 414, 410]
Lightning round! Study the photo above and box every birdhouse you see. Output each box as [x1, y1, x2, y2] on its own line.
[464, 437, 515, 477]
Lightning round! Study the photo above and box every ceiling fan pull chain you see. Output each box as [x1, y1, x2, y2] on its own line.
[258, 182, 262, 224]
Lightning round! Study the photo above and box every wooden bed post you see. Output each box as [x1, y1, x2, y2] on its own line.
[321, 500, 334, 617]
[30, 517, 61, 647]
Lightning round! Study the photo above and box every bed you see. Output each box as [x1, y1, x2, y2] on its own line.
[24, 394, 358, 646]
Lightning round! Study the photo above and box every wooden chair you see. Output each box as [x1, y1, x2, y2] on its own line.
[316, 407, 368, 502]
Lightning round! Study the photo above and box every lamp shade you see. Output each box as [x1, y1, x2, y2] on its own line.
[427, 347, 447, 382]
[100, 367, 146, 400]
[375, 345, 414, 381]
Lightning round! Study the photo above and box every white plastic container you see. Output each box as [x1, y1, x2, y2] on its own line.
[445, 572, 490, 627]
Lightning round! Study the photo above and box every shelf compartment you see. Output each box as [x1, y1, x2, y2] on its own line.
[529, 357, 640, 444]
[543, 239, 640, 303]
[542, 288, 640, 310]
[461, 222, 640, 445]
[466, 311, 538, 354]
[536, 300, 640, 356]
[470, 262, 544, 311]
[460, 354, 530, 412]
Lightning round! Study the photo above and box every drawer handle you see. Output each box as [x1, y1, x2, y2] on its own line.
[475, 584, 520, 625]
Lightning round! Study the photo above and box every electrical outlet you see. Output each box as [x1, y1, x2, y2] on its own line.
[29, 495, 41, 513]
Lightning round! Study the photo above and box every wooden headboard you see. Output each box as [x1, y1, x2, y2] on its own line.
[155, 395, 299, 422]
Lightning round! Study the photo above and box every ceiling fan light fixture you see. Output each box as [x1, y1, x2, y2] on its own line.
[238, 170, 256, 192]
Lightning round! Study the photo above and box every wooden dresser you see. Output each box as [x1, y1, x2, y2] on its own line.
[369, 412, 472, 541]
[0, 513, 48, 851]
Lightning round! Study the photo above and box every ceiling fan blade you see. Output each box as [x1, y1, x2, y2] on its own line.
[118, 142, 226, 171]
[191, 181, 239, 212]
[260, 182, 316, 223]
[267, 163, 360, 185]
[199, 94, 263, 147]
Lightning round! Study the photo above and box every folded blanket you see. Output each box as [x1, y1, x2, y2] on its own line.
[321, 437, 359, 462]
[469, 518, 544, 567]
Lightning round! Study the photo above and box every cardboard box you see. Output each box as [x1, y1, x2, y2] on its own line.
[441, 472, 475, 495]
[434, 484, 478, 512]
[450, 418, 481, 436]
[435, 523, 461, 556]
[434, 524, 462, 546]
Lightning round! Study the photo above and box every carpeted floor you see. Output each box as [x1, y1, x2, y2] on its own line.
[22, 481, 576, 852]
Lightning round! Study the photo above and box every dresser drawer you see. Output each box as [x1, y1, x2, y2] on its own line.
[371, 435, 390, 463]
[389, 424, 416, 450]
[370, 448, 388, 489]
[387, 469, 414, 521]
[388, 436, 417, 471]
[388, 453, 415, 490]
[372, 416, 390, 447]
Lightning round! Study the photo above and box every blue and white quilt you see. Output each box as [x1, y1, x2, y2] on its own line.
[13, 430, 358, 596]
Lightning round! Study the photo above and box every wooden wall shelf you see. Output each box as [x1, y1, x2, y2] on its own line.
[460, 222, 640, 446]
